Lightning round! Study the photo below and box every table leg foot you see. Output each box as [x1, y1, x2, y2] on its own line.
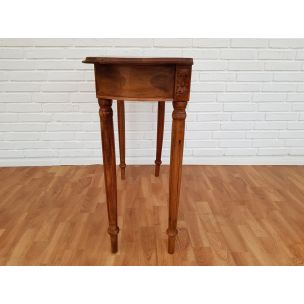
[167, 228, 178, 254]
[120, 164, 126, 180]
[154, 160, 161, 177]
[108, 226, 119, 253]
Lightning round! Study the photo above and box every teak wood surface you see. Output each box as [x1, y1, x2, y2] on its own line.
[0, 165, 304, 266]
[83, 57, 193, 254]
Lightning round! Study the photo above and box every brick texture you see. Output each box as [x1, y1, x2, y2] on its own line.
[0, 38, 304, 166]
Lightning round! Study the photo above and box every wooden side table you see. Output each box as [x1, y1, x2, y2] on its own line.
[83, 57, 193, 254]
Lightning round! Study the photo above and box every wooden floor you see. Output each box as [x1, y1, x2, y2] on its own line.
[0, 165, 304, 266]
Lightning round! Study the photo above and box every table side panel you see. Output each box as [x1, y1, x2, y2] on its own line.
[95, 64, 175, 101]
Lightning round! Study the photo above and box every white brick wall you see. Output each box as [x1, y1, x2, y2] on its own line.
[0, 38, 304, 166]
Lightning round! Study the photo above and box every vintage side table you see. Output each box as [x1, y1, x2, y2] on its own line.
[83, 57, 193, 254]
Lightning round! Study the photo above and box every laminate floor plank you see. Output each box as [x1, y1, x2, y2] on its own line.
[0, 165, 303, 266]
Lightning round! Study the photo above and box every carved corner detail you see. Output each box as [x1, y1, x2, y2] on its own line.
[174, 66, 192, 101]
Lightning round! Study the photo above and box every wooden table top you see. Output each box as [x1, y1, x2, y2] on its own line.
[82, 57, 193, 65]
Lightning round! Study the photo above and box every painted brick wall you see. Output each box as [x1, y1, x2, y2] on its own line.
[0, 38, 304, 166]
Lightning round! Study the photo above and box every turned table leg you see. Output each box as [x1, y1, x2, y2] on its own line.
[167, 101, 187, 254]
[155, 101, 165, 177]
[98, 99, 119, 253]
[117, 100, 126, 180]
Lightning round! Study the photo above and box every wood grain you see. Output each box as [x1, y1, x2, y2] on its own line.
[94, 64, 175, 101]
[1, 165, 304, 265]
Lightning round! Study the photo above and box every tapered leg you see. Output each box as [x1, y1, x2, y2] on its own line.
[154, 101, 165, 177]
[117, 100, 126, 180]
[98, 99, 119, 253]
[167, 101, 187, 254]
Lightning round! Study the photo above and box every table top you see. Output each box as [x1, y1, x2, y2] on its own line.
[82, 57, 193, 65]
